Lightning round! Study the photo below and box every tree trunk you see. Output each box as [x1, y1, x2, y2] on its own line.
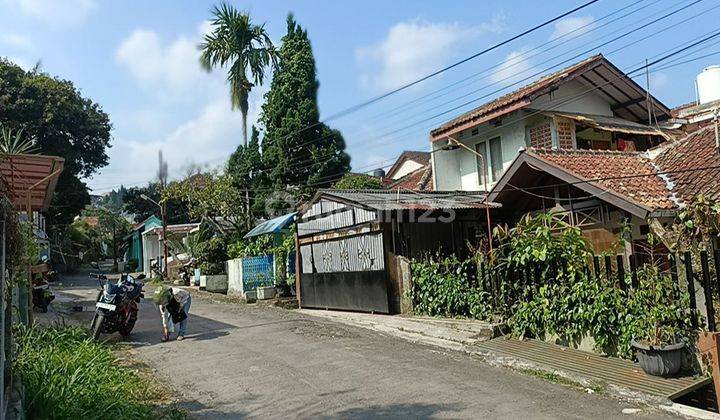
[241, 111, 248, 147]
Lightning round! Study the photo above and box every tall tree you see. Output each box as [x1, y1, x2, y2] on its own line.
[199, 4, 277, 146]
[0, 58, 112, 225]
[260, 14, 350, 203]
[123, 183, 191, 224]
[227, 125, 262, 223]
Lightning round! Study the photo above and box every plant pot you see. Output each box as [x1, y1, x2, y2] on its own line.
[256, 286, 276, 300]
[631, 339, 685, 377]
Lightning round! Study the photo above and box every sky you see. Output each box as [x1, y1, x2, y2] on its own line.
[1, 0, 719, 194]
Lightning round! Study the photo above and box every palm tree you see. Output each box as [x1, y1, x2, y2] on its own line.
[0, 124, 36, 155]
[200, 4, 277, 146]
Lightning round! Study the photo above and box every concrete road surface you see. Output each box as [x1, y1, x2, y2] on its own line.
[51, 273, 675, 419]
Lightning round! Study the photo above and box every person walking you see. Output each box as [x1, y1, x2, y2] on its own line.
[153, 286, 192, 341]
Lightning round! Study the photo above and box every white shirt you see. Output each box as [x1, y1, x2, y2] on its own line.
[159, 288, 190, 332]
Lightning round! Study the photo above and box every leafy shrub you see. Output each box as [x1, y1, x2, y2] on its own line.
[195, 236, 228, 275]
[411, 254, 492, 320]
[14, 325, 166, 419]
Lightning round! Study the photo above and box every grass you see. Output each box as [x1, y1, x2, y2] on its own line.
[520, 367, 605, 395]
[14, 325, 186, 420]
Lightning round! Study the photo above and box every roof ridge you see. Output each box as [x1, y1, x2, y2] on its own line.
[528, 147, 643, 156]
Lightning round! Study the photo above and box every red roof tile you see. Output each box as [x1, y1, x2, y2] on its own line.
[527, 148, 675, 210]
[387, 165, 433, 191]
[653, 125, 720, 205]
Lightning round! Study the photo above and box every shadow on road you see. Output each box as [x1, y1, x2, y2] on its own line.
[317, 402, 464, 419]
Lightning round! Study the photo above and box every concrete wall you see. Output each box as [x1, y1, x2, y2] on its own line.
[227, 258, 244, 295]
[432, 82, 614, 192]
[433, 110, 528, 191]
[529, 80, 613, 116]
[392, 160, 424, 179]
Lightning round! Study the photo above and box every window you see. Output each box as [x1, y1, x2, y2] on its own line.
[475, 142, 489, 188]
[489, 137, 503, 182]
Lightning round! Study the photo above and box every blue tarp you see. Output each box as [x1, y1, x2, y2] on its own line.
[243, 212, 297, 239]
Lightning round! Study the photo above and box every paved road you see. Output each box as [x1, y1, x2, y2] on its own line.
[52, 273, 675, 419]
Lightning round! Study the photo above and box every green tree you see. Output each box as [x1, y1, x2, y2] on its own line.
[123, 183, 191, 224]
[199, 4, 277, 146]
[333, 173, 384, 190]
[227, 125, 263, 224]
[0, 58, 112, 225]
[260, 14, 350, 203]
[163, 172, 247, 233]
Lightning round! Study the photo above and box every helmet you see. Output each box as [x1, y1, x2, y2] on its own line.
[153, 286, 171, 305]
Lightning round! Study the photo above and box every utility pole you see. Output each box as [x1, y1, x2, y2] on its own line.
[158, 151, 169, 278]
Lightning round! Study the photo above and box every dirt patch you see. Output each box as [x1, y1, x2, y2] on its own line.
[289, 319, 360, 340]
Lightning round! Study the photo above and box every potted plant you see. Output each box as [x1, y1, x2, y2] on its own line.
[631, 325, 685, 377]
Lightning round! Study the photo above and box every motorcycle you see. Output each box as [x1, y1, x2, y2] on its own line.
[89, 272, 146, 340]
[177, 258, 195, 286]
[32, 273, 55, 313]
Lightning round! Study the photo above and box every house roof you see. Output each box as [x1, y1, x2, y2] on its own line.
[0, 153, 64, 212]
[652, 125, 720, 205]
[528, 148, 675, 211]
[385, 151, 431, 180]
[430, 54, 671, 140]
[311, 189, 498, 212]
[244, 212, 297, 239]
[489, 124, 720, 218]
[386, 165, 434, 191]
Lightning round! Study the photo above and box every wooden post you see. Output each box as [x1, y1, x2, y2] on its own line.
[593, 256, 601, 280]
[616, 255, 626, 292]
[684, 251, 698, 329]
[294, 231, 301, 307]
[629, 253, 639, 289]
[604, 255, 612, 283]
[701, 251, 716, 332]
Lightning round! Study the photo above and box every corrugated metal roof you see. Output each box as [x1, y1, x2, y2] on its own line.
[540, 110, 672, 137]
[244, 212, 297, 238]
[316, 190, 499, 210]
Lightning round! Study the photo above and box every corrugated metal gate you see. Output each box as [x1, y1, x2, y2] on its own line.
[298, 198, 389, 313]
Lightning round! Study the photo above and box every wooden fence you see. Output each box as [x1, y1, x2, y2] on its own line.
[479, 250, 720, 332]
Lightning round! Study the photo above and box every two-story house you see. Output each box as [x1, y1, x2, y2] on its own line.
[430, 54, 672, 192]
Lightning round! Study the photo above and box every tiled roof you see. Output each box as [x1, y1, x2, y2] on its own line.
[653, 125, 720, 205]
[431, 55, 604, 138]
[431, 54, 671, 140]
[387, 165, 433, 191]
[527, 148, 676, 210]
[385, 150, 431, 180]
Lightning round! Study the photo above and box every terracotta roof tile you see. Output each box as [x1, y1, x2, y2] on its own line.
[431, 55, 604, 138]
[387, 165, 433, 191]
[653, 125, 720, 205]
[527, 148, 675, 210]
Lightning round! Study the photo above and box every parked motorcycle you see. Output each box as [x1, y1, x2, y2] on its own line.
[89, 272, 146, 340]
[32, 273, 55, 313]
[177, 258, 195, 286]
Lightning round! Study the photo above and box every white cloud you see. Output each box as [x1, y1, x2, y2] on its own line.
[356, 16, 504, 91]
[3, 0, 96, 26]
[115, 27, 213, 102]
[489, 49, 537, 87]
[0, 33, 32, 50]
[550, 16, 595, 40]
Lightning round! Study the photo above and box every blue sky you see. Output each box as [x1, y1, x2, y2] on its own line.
[1, 0, 718, 193]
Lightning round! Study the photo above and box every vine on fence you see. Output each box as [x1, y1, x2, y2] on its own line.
[410, 211, 699, 359]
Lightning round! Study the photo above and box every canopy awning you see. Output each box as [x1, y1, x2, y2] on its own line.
[541, 110, 672, 138]
[244, 212, 297, 239]
[1, 154, 64, 212]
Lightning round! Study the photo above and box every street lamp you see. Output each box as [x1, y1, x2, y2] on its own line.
[140, 194, 168, 277]
[442, 136, 494, 252]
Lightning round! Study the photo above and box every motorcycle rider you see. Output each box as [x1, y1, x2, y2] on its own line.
[153, 286, 191, 342]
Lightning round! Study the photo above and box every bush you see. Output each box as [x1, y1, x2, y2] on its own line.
[410, 254, 493, 320]
[195, 236, 228, 275]
[14, 325, 170, 419]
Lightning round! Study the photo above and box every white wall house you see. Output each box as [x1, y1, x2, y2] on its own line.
[430, 55, 672, 192]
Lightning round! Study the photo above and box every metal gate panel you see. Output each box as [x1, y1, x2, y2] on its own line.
[300, 271, 389, 313]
